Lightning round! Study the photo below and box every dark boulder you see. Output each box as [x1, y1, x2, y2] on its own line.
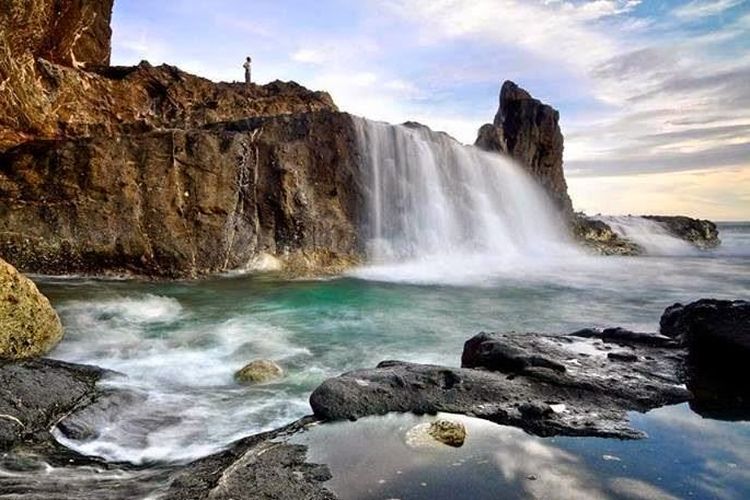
[311, 332, 690, 439]
[661, 299, 749, 419]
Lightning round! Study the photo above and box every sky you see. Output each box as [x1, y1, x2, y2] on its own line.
[111, 0, 750, 220]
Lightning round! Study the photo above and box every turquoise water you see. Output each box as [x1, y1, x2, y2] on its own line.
[35, 224, 749, 467]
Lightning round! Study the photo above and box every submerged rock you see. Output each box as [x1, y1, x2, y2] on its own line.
[0, 257, 63, 359]
[235, 359, 284, 384]
[428, 419, 467, 447]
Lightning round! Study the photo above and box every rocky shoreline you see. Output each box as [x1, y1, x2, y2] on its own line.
[1, 297, 746, 499]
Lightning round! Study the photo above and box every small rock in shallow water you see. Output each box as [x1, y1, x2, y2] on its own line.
[234, 360, 284, 384]
[427, 419, 466, 447]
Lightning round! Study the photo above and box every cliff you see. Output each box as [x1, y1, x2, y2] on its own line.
[1, 0, 114, 69]
[476, 81, 573, 216]
[0, 0, 359, 277]
[0, 112, 362, 278]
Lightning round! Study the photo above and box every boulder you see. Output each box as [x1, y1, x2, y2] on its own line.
[235, 359, 284, 384]
[660, 299, 749, 419]
[475, 81, 573, 217]
[428, 419, 466, 447]
[0, 257, 63, 359]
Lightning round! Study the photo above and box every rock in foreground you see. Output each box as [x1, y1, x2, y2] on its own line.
[0, 257, 63, 359]
[428, 419, 467, 447]
[661, 299, 749, 419]
[310, 326, 690, 439]
[164, 418, 335, 500]
[0, 358, 104, 450]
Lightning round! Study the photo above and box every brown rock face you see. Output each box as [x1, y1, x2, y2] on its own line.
[0, 257, 63, 359]
[0, 112, 363, 277]
[0, 0, 113, 68]
[476, 81, 573, 216]
[0, 59, 337, 152]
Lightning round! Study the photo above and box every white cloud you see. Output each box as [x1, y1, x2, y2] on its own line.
[673, 0, 744, 20]
[291, 49, 328, 64]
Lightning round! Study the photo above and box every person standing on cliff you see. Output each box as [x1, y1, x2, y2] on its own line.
[243, 56, 252, 84]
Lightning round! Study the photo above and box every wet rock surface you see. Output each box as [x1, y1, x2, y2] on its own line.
[164, 417, 336, 500]
[311, 329, 690, 439]
[644, 216, 720, 249]
[571, 214, 642, 255]
[0, 358, 105, 450]
[661, 299, 749, 419]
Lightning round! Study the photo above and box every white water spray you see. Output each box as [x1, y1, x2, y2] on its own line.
[351, 118, 579, 283]
[595, 216, 698, 256]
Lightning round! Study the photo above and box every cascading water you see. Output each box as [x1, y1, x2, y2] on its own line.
[351, 117, 580, 283]
[595, 216, 698, 256]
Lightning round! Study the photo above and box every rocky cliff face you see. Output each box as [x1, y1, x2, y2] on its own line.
[0, 0, 359, 277]
[476, 81, 573, 216]
[1, 0, 114, 69]
[0, 112, 363, 278]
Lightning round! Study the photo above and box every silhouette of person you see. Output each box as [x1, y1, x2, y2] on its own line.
[243, 56, 252, 84]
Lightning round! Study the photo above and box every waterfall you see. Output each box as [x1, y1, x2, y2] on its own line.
[351, 117, 579, 283]
[595, 216, 698, 256]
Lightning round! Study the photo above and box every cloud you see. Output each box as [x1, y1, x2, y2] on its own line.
[673, 0, 744, 20]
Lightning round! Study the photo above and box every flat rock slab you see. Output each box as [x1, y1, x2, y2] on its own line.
[310, 331, 691, 439]
[0, 359, 105, 450]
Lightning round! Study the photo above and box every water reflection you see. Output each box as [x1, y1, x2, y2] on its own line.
[296, 405, 749, 500]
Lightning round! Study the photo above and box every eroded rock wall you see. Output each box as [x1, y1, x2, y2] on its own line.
[476, 81, 573, 216]
[0, 112, 363, 277]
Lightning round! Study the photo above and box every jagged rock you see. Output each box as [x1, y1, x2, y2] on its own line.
[462, 331, 567, 373]
[0, 58, 338, 152]
[234, 359, 284, 384]
[476, 81, 573, 216]
[0, 257, 63, 359]
[0, 111, 363, 277]
[571, 214, 642, 255]
[428, 419, 467, 447]
[164, 417, 335, 500]
[0, 358, 105, 449]
[310, 327, 691, 439]
[644, 216, 720, 249]
[0, 0, 114, 69]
